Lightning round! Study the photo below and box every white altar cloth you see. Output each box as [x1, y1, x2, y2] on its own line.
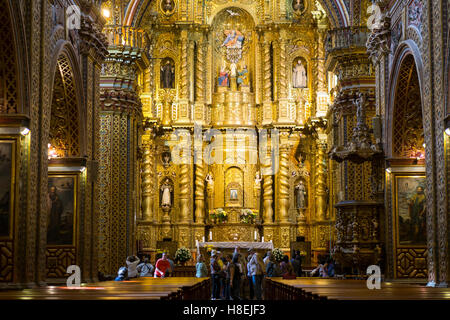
[198, 241, 274, 250]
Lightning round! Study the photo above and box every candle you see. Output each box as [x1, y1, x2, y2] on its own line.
[262, 236, 264, 242]
[202, 236, 205, 243]
[209, 231, 212, 241]
[254, 231, 257, 240]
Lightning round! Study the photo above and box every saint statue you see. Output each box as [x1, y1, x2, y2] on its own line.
[230, 63, 237, 77]
[205, 172, 214, 192]
[293, 59, 307, 88]
[254, 171, 262, 198]
[295, 180, 307, 209]
[161, 59, 175, 89]
[237, 65, 249, 87]
[160, 178, 173, 208]
[218, 62, 229, 87]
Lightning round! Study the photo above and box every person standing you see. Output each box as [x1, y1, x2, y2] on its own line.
[229, 255, 242, 300]
[224, 254, 233, 300]
[196, 254, 208, 278]
[154, 253, 172, 278]
[210, 250, 221, 300]
[263, 251, 271, 266]
[136, 257, 154, 277]
[246, 249, 255, 300]
[249, 253, 265, 300]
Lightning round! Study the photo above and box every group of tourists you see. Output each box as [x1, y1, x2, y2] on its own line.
[195, 247, 304, 300]
[114, 253, 175, 281]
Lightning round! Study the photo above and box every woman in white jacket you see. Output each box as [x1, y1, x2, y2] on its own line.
[126, 255, 140, 278]
[248, 253, 265, 300]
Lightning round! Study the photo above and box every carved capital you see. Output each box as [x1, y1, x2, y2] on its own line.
[366, 15, 391, 65]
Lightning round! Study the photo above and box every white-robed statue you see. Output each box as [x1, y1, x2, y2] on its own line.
[160, 178, 173, 208]
[293, 59, 307, 88]
[295, 180, 307, 209]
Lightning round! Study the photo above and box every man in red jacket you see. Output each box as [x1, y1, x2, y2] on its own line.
[154, 253, 172, 278]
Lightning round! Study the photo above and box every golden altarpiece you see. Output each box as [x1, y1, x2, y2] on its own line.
[131, 0, 335, 264]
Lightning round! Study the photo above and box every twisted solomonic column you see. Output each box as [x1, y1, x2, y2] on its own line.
[179, 149, 191, 223]
[141, 140, 155, 221]
[315, 141, 328, 221]
[262, 154, 274, 224]
[194, 149, 205, 224]
[278, 144, 291, 223]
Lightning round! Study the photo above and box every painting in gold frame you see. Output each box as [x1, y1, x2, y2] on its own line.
[47, 173, 78, 246]
[393, 174, 427, 246]
[0, 139, 16, 239]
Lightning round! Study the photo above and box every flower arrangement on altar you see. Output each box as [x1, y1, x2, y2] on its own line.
[175, 247, 192, 263]
[240, 209, 257, 224]
[272, 248, 284, 262]
[209, 208, 228, 223]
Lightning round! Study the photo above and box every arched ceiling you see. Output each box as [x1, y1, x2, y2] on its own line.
[121, 0, 350, 28]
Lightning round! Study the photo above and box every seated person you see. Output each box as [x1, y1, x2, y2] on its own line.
[114, 267, 128, 281]
[137, 257, 154, 277]
[126, 255, 140, 278]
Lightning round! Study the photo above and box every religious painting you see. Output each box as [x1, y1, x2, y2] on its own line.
[292, 57, 308, 88]
[47, 174, 77, 245]
[0, 140, 14, 238]
[222, 29, 245, 49]
[160, 57, 175, 89]
[395, 175, 427, 246]
[160, 0, 176, 16]
[230, 189, 238, 200]
[292, 0, 305, 14]
[161, 150, 171, 168]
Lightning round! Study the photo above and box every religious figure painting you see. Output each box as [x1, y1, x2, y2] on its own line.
[160, 58, 175, 89]
[292, 0, 305, 13]
[395, 176, 426, 245]
[222, 29, 244, 49]
[293, 58, 308, 88]
[0, 141, 13, 238]
[47, 174, 77, 245]
[230, 189, 238, 200]
[161, 0, 175, 15]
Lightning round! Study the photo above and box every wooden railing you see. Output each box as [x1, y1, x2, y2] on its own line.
[103, 25, 150, 53]
[325, 27, 369, 58]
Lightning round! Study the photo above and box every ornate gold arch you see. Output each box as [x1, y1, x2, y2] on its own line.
[392, 54, 424, 158]
[49, 53, 81, 158]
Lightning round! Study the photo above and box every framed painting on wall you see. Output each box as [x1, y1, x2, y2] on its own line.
[394, 174, 427, 246]
[47, 173, 78, 246]
[0, 139, 16, 239]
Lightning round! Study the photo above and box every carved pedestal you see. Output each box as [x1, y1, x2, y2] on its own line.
[334, 201, 383, 274]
